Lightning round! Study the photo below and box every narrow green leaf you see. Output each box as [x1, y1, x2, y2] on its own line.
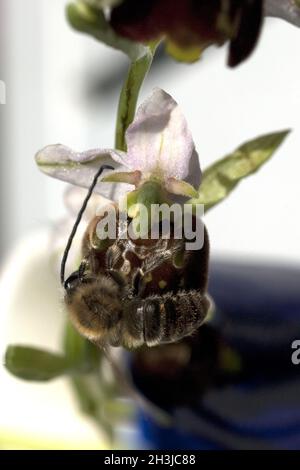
[189, 130, 290, 212]
[70, 376, 114, 441]
[67, 2, 147, 61]
[4, 346, 72, 381]
[63, 322, 100, 373]
[71, 376, 99, 415]
[85, 0, 122, 7]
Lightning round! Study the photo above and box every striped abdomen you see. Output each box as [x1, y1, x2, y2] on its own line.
[124, 290, 210, 347]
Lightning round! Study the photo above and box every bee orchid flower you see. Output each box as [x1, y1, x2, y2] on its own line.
[109, 0, 264, 67]
[108, 0, 300, 66]
[35, 88, 201, 212]
[69, 1, 300, 70]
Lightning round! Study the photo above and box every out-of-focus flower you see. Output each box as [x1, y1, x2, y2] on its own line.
[35, 88, 201, 204]
[69, 1, 300, 67]
[109, 0, 264, 66]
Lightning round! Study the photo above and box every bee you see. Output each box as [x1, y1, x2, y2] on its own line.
[61, 165, 210, 350]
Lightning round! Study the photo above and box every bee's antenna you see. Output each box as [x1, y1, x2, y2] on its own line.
[60, 164, 114, 286]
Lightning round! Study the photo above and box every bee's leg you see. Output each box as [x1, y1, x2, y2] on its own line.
[132, 268, 146, 297]
[141, 290, 210, 346]
[105, 244, 128, 288]
[106, 266, 127, 291]
[78, 259, 88, 280]
[105, 244, 122, 270]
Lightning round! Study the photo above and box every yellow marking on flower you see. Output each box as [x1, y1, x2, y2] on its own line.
[173, 250, 185, 268]
[144, 273, 153, 283]
[165, 40, 203, 63]
[159, 133, 164, 158]
[159, 280, 167, 289]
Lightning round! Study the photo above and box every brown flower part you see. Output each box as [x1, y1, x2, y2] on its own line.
[110, 0, 264, 66]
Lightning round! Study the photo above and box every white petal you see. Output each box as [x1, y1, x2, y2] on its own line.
[125, 88, 200, 182]
[63, 186, 113, 219]
[35, 144, 133, 199]
[265, 0, 300, 27]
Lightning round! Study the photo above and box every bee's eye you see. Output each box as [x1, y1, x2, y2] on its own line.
[64, 261, 89, 291]
[64, 270, 81, 291]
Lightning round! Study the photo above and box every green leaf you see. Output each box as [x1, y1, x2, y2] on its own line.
[67, 1, 147, 61]
[63, 322, 100, 373]
[84, 0, 122, 8]
[70, 375, 103, 416]
[70, 376, 114, 441]
[189, 130, 291, 212]
[4, 346, 72, 381]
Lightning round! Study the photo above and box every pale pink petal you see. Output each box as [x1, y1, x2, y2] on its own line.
[63, 186, 113, 219]
[35, 144, 131, 196]
[125, 88, 201, 183]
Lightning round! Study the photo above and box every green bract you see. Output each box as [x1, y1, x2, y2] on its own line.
[67, 1, 147, 61]
[84, 0, 122, 8]
[5, 346, 73, 381]
[4, 324, 101, 381]
[188, 130, 290, 212]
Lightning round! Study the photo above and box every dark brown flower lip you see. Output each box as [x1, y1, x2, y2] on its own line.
[228, 0, 264, 67]
[110, 0, 264, 67]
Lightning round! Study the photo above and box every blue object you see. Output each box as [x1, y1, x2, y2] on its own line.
[134, 260, 300, 450]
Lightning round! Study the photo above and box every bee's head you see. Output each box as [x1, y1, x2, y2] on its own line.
[64, 268, 123, 346]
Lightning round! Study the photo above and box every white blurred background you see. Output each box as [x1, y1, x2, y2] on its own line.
[0, 0, 300, 449]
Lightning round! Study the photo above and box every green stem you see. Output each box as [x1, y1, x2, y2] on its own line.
[70, 375, 114, 444]
[115, 44, 158, 151]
